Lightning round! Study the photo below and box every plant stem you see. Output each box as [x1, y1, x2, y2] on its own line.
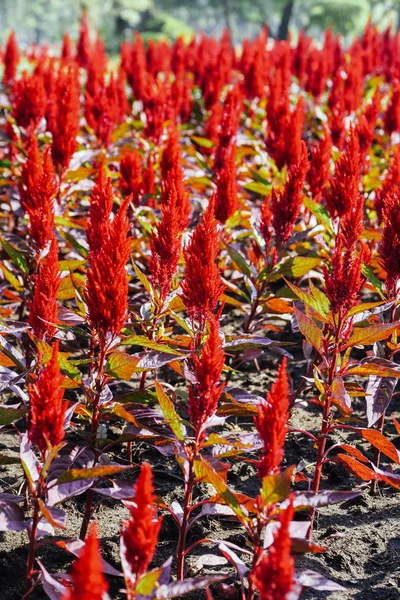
[370, 412, 385, 495]
[176, 459, 195, 580]
[25, 500, 40, 593]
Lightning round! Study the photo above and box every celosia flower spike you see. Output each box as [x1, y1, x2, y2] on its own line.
[62, 522, 108, 600]
[251, 498, 295, 600]
[326, 130, 360, 219]
[149, 184, 182, 303]
[307, 126, 332, 202]
[28, 236, 61, 341]
[189, 317, 225, 441]
[181, 196, 224, 330]
[121, 463, 162, 595]
[120, 148, 143, 205]
[379, 189, 400, 298]
[271, 141, 309, 249]
[214, 143, 239, 224]
[254, 358, 289, 480]
[3, 30, 19, 85]
[28, 341, 66, 458]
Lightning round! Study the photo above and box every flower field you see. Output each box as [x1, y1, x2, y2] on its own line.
[0, 14, 400, 600]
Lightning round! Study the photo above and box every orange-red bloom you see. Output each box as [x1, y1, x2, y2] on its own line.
[379, 189, 400, 297]
[149, 184, 182, 302]
[3, 31, 19, 85]
[28, 237, 61, 341]
[307, 125, 332, 202]
[62, 522, 108, 600]
[214, 143, 239, 223]
[251, 499, 295, 600]
[121, 463, 162, 594]
[19, 137, 58, 253]
[189, 317, 225, 440]
[181, 197, 224, 330]
[326, 130, 360, 219]
[12, 70, 46, 130]
[28, 341, 66, 457]
[254, 358, 289, 479]
[120, 148, 143, 205]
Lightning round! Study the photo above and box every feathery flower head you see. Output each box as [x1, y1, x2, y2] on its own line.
[28, 341, 66, 457]
[271, 141, 309, 249]
[62, 522, 108, 600]
[251, 498, 295, 600]
[379, 189, 400, 297]
[3, 31, 19, 85]
[326, 129, 360, 219]
[254, 358, 290, 479]
[340, 193, 364, 250]
[149, 183, 182, 303]
[76, 10, 92, 69]
[181, 196, 224, 330]
[161, 162, 191, 231]
[121, 463, 162, 588]
[307, 125, 332, 202]
[120, 148, 143, 205]
[61, 33, 74, 61]
[12, 70, 46, 130]
[214, 143, 239, 224]
[375, 145, 400, 223]
[28, 236, 61, 341]
[188, 317, 225, 438]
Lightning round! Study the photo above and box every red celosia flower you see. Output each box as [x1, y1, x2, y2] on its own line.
[85, 75, 124, 147]
[270, 141, 309, 249]
[254, 358, 289, 479]
[181, 197, 224, 330]
[120, 148, 143, 205]
[142, 154, 156, 198]
[121, 463, 162, 595]
[260, 201, 273, 251]
[85, 167, 131, 344]
[286, 97, 305, 168]
[62, 522, 108, 600]
[324, 237, 369, 317]
[356, 89, 382, 162]
[12, 70, 46, 130]
[149, 184, 182, 303]
[251, 499, 295, 600]
[328, 72, 346, 149]
[326, 130, 360, 219]
[375, 145, 400, 223]
[188, 317, 225, 440]
[160, 126, 181, 181]
[47, 65, 80, 172]
[379, 189, 400, 297]
[61, 33, 74, 61]
[161, 161, 191, 231]
[384, 81, 400, 136]
[307, 125, 332, 202]
[28, 341, 66, 457]
[340, 193, 364, 250]
[76, 11, 92, 69]
[214, 86, 242, 173]
[3, 31, 19, 85]
[214, 143, 239, 224]
[20, 137, 58, 253]
[28, 236, 61, 341]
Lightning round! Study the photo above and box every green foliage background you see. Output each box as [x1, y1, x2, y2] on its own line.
[0, 0, 399, 48]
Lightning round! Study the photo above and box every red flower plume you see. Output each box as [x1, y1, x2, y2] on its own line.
[121, 463, 162, 592]
[181, 197, 224, 330]
[20, 136, 58, 253]
[61, 33, 74, 61]
[384, 81, 400, 136]
[326, 129, 360, 219]
[120, 148, 143, 205]
[62, 522, 108, 600]
[214, 143, 239, 224]
[12, 70, 46, 130]
[379, 189, 400, 297]
[254, 358, 290, 479]
[28, 341, 66, 458]
[251, 499, 295, 600]
[3, 31, 19, 85]
[85, 165, 131, 344]
[149, 184, 182, 303]
[375, 146, 400, 223]
[270, 141, 309, 249]
[307, 125, 332, 202]
[76, 10, 92, 69]
[28, 236, 61, 341]
[189, 317, 225, 441]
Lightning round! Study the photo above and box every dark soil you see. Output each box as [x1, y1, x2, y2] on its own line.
[1, 335, 399, 600]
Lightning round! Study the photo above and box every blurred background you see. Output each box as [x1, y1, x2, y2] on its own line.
[0, 0, 399, 50]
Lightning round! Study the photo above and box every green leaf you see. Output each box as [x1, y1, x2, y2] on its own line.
[57, 464, 131, 484]
[362, 264, 385, 298]
[224, 243, 253, 279]
[136, 568, 164, 595]
[121, 335, 182, 355]
[343, 322, 400, 350]
[0, 237, 29, 274]
[260, 466, 294, 505]
[155, 381, 184, 442]
[242, 181, 271, 195]
[133, 263, 155, 299]
[193, 455, 248, 523]
[105, 351, 139, 380]
[0, 406, 26, 426]
[294, 308, 323, 353]
[277, 257, 321, 278]
[191, 135, 214, 148]
[303, 197, 333, 233]
[284, 279, 329, 321]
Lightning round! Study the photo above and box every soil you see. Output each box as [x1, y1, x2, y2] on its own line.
[0, 332, 399, 600]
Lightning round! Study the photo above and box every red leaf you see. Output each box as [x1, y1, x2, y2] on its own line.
[336, 454, 378, 481]
[361, 429, 400, 464]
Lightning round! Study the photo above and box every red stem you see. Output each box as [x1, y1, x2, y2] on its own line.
[176, 458, 195, 580]
[25, 500, 40, 593]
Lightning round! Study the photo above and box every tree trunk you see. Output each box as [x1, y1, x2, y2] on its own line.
[278, 1, 295, 40]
